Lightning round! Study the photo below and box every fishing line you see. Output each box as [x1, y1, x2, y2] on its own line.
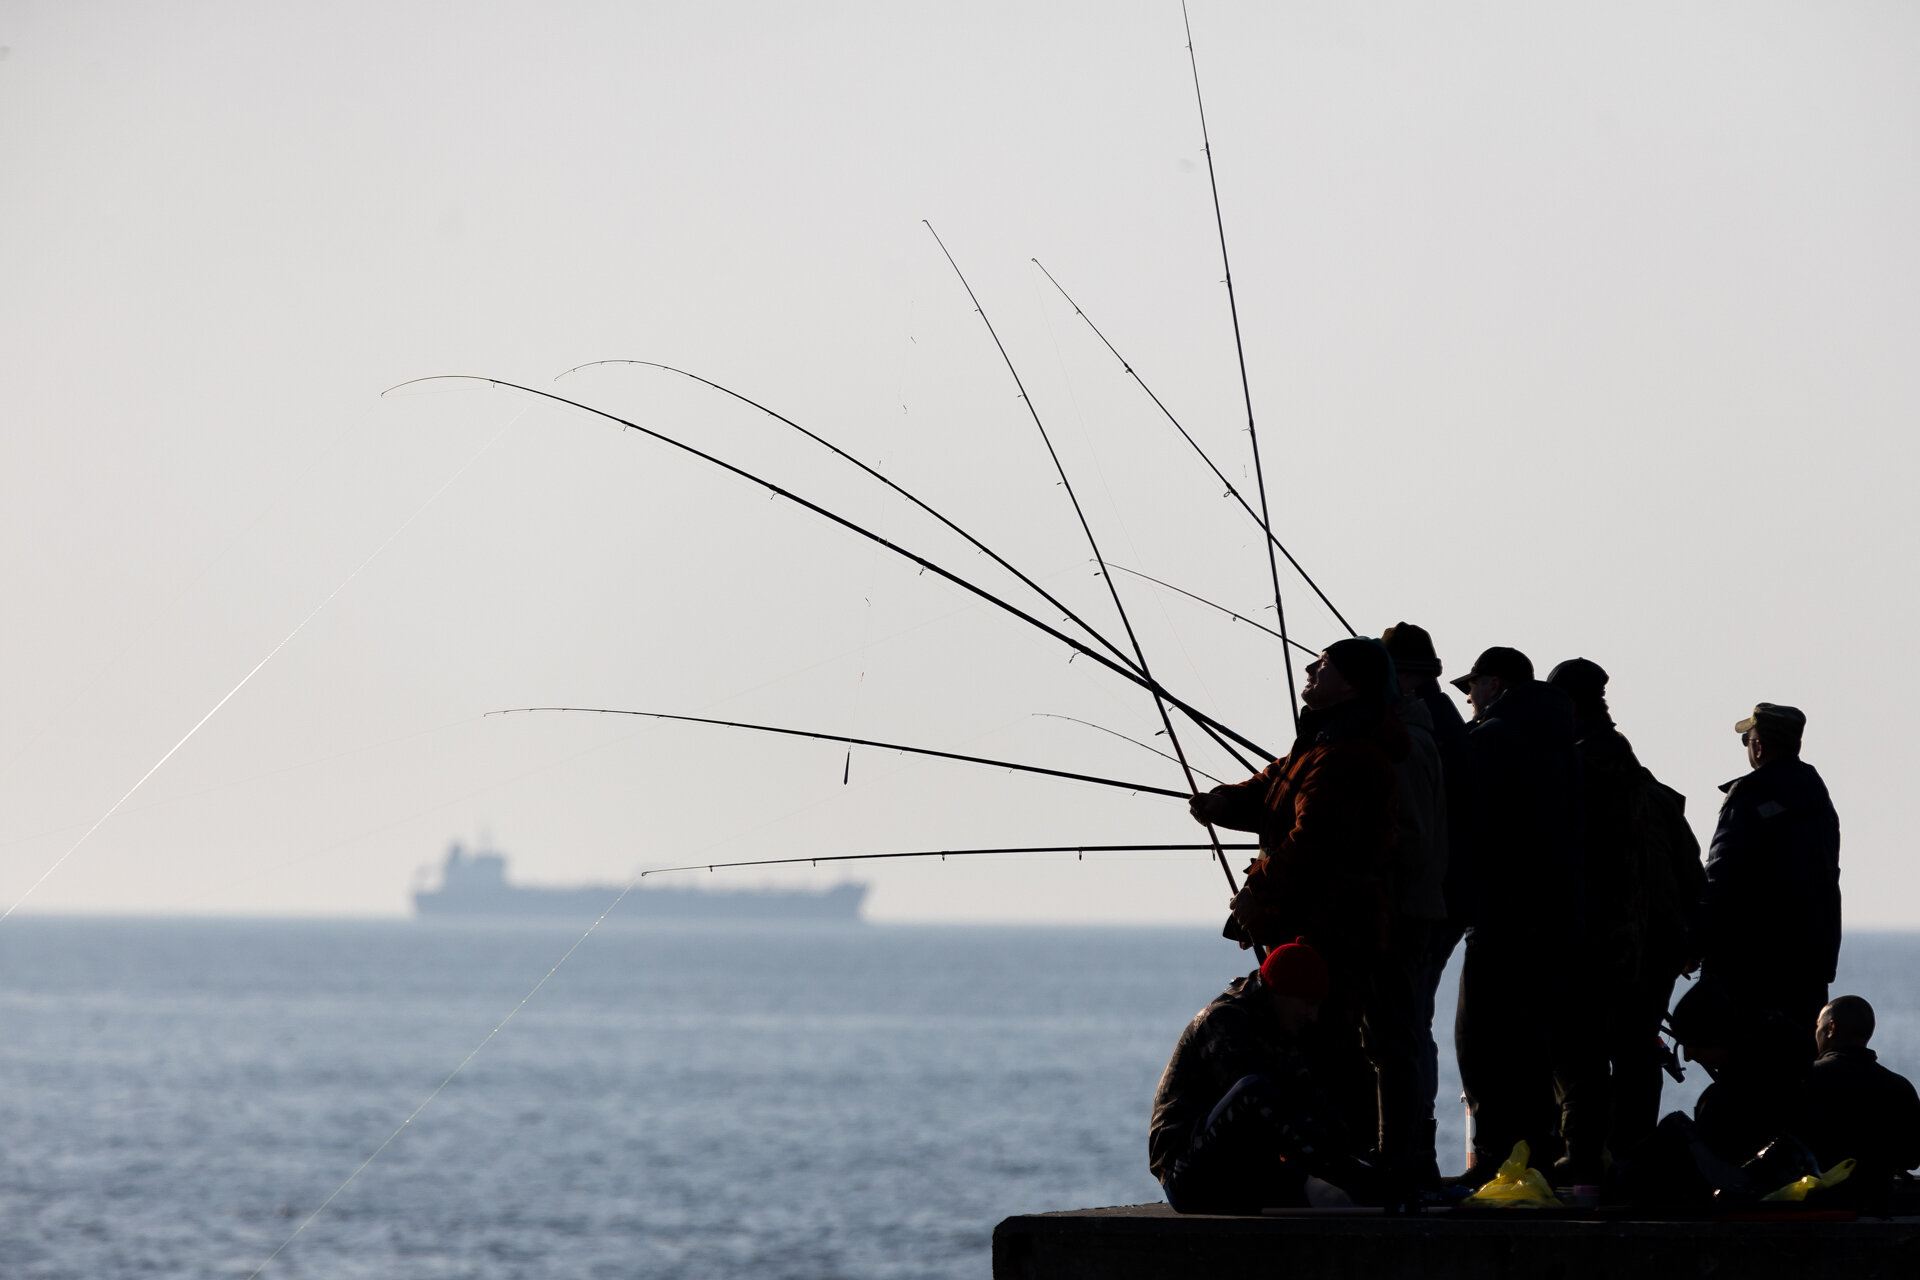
[0, 400, 391, 778]
[924, 224, 1253, 937]
[0, 716, 481, 857]
[0, 401, 527, 921]
[388, 374, 1273, 762]
[242, 875, 634, 1280]
[247, 703, 1141, 1271]
[1110, 562, 1321, 657]
[1032, 712, 1226, 787]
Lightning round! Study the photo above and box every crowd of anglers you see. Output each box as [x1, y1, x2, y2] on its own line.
[1149, 624, 1920, 1212]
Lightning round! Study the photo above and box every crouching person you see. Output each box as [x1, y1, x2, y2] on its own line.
[1149, 939, 1379, 1213]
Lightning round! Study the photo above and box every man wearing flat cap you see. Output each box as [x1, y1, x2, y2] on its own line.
[1699, 703, 1842, 1042]
[1449, 645, 1588, 1179]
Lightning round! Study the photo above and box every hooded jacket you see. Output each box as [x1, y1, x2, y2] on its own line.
[1206, 698, 1410, 955]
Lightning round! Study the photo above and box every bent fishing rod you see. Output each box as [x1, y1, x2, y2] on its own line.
[1108, 563, 1320, 657]
[556, 358, 1147, 681]
[489, 707, 1190, 798]
[559, 358, 1258, 778]
[639, 841, 1259, 878]
[1030, 260, 1356, 641]
[1182, 0, 1304, 734]
[384, 375, 1274, 764]
[924, 223, 1253, 943]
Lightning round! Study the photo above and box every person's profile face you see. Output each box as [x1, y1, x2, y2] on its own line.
[1467, 675, 1503, 716]
[1300, 653, 1354, 711]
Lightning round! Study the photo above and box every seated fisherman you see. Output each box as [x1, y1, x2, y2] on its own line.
[1803, 995, 1920, 1206]
[1614, 976, 1811, 1204]
[1149, 939, 1379, 1213]
[1668, 974, 1810, 1164]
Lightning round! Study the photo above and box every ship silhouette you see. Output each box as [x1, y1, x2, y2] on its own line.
[413, 842, 867, 922]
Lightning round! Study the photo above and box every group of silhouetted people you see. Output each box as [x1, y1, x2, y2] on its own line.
[1150, 625, 1920, 1213]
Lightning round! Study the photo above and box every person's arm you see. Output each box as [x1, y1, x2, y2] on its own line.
[1890, 1076, 1920, 1174]
[1192, 758, 1286, 834]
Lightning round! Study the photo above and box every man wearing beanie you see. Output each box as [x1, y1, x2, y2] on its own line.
[1546, 657, 1705, 1161]
[1699, 703, 1842, 1039]
[1150, 939, 1380, 1212]
[1188, 639, 1410, 1152]
[1377, 622, 1466, 1183]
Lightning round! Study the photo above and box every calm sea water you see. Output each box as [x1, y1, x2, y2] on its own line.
[0, 919, 1915, 1279]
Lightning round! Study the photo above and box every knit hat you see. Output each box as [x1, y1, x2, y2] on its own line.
[1546, 657, 1609, 702]
[1323, 637, 1395, 702]
[1380, 622, 1442, 678]
[1259, 937, 1330, 1003]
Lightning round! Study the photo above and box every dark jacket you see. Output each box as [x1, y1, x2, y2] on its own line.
[1573, 715, 1706, 981]
[1804, 1047, 1920, 1192]
[1389, 695, 1447, 921]
[1692, 1010, 1812, 1163]
[1148, 973, 1336, 1182]
[1416, 680, 1477, 928]
[1702, 759, 1842, 986]
[1207, 699, 1409, 955]
[1461, 680, 1586, 939]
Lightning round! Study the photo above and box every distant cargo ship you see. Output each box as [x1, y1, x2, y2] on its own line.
[413, 843, 867, 921]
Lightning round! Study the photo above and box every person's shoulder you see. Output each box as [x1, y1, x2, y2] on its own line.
[1778, 760, 1837, 805]
[1199, 973, 1261, 1019]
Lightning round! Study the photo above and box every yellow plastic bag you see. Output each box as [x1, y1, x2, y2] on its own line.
[1461, 1141, 1565, 1208]
[1760, 1159, 1855, 1202]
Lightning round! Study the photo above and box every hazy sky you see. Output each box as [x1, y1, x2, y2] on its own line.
[2, 2, 1915, 923]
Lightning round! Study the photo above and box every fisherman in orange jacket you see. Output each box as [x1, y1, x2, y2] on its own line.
[1189, 636, 1409, 1154]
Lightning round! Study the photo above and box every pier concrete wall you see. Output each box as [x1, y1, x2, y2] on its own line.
[993, 1203, 1920, 1280]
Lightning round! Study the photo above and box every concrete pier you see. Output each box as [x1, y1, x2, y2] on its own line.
[993, 1203, 1920, 1280]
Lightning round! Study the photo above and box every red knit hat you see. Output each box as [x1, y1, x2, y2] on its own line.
[1259, 937, 1330, 1003]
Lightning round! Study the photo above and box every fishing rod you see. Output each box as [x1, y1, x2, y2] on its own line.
[1108, 563, 1320, 657]
[922, 223, 1254, 942]
[488, 707, 1190, 798]
[558, 359, 1258, 778]
[1030, 260, 1356, 640]
[1181, 0, 1303, 736]
[639, 841, 1259, 878]
[1033, 713, 1226, 787]
[556, 359, 1147, 680]
[384, 375, 1274, 763]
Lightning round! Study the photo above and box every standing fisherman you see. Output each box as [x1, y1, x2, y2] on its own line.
[1188, 638, 1408, 1154]
[1379, 622, 1468, 1182]
[1699, 703, 1841, 1041]
[1547, 658, 1705, 1163]
[1450, 646, 1587, 1180]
